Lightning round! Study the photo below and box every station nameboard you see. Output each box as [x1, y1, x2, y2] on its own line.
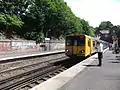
[112, 38, 120, 40]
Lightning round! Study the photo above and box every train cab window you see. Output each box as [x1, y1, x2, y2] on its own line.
[66, 39, 72, 46]
[66, 36, 85, 46]
[77, 36, 85, 46]
[66, 37, 72, 46]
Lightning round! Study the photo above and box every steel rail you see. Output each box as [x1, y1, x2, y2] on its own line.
[0, 56, 68, 75]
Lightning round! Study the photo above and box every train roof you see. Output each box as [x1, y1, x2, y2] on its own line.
[66, 34, 110, 44]
[66, 34, 94, 39]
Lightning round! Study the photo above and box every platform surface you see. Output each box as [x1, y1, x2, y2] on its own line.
[0, 50, 64, 61]
[59, 50, 120, 90]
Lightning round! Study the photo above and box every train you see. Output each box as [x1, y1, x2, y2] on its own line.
[65, 34, 109, 58]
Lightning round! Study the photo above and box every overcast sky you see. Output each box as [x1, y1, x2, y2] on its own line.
[64, 0, 120, 27]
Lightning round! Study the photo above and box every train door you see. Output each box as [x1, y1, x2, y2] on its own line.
[73, 36, 85, 56]
[72, 36, 79, 55]
[77, 36, 85, 56]
[86, 39, 91, 56]
[90, 39, 93, 54]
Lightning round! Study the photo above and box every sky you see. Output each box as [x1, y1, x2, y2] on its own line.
[64, 0, 120, 27]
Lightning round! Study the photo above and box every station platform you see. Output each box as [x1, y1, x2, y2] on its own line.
[59, 50, 120, 90]
[31, 49, 120, 90]
[0, 50, 64, 61]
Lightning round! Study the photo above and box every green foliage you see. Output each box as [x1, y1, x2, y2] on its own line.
[20, 0, 46, 40]
[0, 14, 24, 28]
[81, 19, 90, 35]
[89, 27, 95, 37]
[0, 0, 94, 41]
[0, 0, 34, 15]
[0, 14, 24, 38]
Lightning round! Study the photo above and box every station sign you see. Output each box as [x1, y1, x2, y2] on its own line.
[45, 38, 50, 41]
[112, 38, 120, 40]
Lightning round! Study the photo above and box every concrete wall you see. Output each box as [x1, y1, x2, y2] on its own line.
[0, 40, 65, 52]
[11, 40, 39, 51]
[0, 40, 39, 52]
[0, 41, 11, 51]
[40, 40, 65, 51]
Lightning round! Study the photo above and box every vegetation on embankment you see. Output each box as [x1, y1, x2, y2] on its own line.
[0, 0, 120, 43]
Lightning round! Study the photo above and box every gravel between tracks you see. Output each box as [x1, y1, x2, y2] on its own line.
[0, 53, 66, 80]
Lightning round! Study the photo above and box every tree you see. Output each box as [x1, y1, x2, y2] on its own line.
[89, 26, 95, 37]
[14, 0, 93, 41]
[112, 25, 120, 38]
[96, 21, 113, 31]
[22, 0, 84, 40]
[81, 19, 90, 35]
[95, 21, 114, 36]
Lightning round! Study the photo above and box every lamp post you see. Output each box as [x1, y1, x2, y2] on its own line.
[44, 29, 51, 51]
[48, 29, 51, 51]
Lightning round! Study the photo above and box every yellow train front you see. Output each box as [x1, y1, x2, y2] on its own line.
[65, 34, 95, 58]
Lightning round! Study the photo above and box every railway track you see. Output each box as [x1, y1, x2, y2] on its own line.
[0, 56, 68, 80]
[0, 59, 70, 90]
[0, 52, 74, 90]
[0, 51, 83, 90]
[0, 52, 67, 79]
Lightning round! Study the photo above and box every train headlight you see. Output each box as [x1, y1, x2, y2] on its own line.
[66, 49, 72, 52]
[80, 50, 85, 53]
[66, 49, 69, 52]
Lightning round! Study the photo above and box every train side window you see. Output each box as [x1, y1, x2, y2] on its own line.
[93, 41, 95, 47]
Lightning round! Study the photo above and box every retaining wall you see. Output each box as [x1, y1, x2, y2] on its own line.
[0, 40, 65, 52]
[40, 40, 65, 51]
